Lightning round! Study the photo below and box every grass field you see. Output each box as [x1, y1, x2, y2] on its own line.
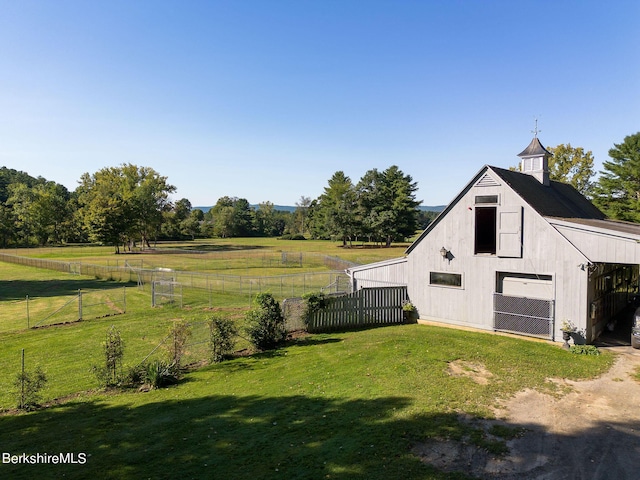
[0, 240, 617, 479]
[0, 238, 411, 274]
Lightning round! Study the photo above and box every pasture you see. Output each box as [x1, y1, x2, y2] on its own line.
[0, 239, 616, 479]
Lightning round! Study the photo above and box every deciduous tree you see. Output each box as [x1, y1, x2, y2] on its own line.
[547, 144, 595, 197]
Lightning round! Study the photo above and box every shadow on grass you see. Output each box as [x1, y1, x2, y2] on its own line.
[284, 336, 343, 348]
[2, 392, 640, 480]
[0, 394, 469, 480]
[161, 244, 268, 253]
[0, 279, 133, 301]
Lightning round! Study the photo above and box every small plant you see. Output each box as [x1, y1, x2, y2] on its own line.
[569, 345, 601, 356]
[144, 359, 180, 389]
[93, 325, 125, 388]
[560, 319, 576, 332]
[15, 366, 48, 411]
[402, 300, 417, 312]
[245, 293, 286, 351]
[165, 320, 191, 369]
[123, 363, 146, 386]
[209, 315, 238, 363]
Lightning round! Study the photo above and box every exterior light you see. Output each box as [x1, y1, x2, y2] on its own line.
[440, 247, 448, 258]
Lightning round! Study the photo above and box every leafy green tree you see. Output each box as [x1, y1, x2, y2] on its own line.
[161, 198, 193, 239]
[254, 201, 278, 236]
[181, 208, 204, 240]
[292, 196, 312, 235]
[77, 168, 134, 252]
[0, 167, 46, 203]
[77, 165, 175, 251]
[206, 196, 254, 238]
[6, 183, 35, 245]
[0, 203, 15, 247]
[547, 144, 595, 197]
[123, 164, 175, 247]
[593, 132, 640, 222]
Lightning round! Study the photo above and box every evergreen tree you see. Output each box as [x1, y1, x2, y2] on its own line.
[593, 132, 640, 222]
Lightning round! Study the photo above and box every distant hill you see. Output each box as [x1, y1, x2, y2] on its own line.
[420, 205, 446, 213]
[194, 204, 446, 213]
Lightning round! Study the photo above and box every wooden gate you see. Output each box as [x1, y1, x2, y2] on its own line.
[307, 286, 408, 333]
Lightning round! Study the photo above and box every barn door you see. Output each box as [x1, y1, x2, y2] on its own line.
[497, 206, 522, 258]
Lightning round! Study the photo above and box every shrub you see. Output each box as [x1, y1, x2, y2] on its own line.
[302, 292, 328, 327]
[209, 315, 238, 363]
[245, 293, 287, 350]
[124, 364, 146, 386]
[14, 366, 48, 410]
[569, 345, 601, 356]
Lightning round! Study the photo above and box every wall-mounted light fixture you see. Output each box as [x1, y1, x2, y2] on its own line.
[440, 247, 449, 258]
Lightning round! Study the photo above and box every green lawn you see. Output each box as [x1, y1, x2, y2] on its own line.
[0, 243, 616, 479]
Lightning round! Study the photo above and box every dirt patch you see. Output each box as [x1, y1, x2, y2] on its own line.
[414, 347, 640, 479]
[447, 360, 494, 385]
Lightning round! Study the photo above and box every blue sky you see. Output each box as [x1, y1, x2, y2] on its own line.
[1, 1, 638, 207]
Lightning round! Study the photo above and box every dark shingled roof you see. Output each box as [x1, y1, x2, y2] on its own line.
[517, 137, 551, 157]
[490, 166, 606, 219]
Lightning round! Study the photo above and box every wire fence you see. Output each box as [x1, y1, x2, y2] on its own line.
[0, 253, 353, 306]
[0, 287, 128, 333]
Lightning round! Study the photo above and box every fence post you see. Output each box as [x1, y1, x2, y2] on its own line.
[123, 286, 127, 313]
[78, 289, 83, 320]
[20, 349, 25, 410]
[26, 295, 30, 329]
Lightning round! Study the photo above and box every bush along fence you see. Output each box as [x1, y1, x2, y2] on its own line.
[284, 286, 410, 333]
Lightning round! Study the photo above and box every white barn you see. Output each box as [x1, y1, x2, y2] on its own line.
[348, 137, 640, 344]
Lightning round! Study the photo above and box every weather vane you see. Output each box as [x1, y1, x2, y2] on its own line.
[531, 117, 541, 138]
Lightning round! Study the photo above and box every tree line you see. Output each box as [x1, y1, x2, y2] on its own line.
[0, 163, 431, 251]
[0, 131, 637, 250]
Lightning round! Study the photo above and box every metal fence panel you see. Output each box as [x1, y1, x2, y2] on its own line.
[493, 293, 554, 339]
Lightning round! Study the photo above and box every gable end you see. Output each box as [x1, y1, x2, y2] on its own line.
[474, 173, 501, 188]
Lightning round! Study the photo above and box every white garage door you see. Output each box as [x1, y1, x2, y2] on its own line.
[500, 274, 553, 300]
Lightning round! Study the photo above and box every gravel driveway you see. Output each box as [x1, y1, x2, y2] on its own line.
[414, 345, 640, 479]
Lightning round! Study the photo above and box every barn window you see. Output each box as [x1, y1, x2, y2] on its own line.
[475, 195, 499, 204]
[430, 272, 462, 288]
[475, 207, 496, 254]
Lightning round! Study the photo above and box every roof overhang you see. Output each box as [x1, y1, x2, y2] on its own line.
[547, 217, 640, 264]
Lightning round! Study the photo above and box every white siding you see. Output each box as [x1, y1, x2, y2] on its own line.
[550, 221, 640, 264]
[406, 170, 589, 340]
[348, 257, 407, 290]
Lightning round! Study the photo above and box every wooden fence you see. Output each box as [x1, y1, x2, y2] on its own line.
[307, 286, 409, 333]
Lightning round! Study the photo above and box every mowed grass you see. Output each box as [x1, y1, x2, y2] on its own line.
[0, 242, 616, 479]
[0, 325, 614, 480]
[0, 238, 410, 275]
[0, 262, 251, 409]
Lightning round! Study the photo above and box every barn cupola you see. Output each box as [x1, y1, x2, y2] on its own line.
[518, 134, 552, 186]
